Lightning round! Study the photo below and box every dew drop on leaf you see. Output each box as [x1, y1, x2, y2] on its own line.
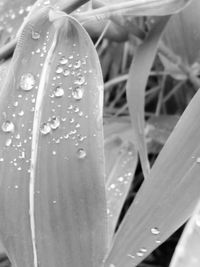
[20, 73, 35, 91]
[151, 227, 160, 235]
[50, 117, 60, 130]
[31, 30, 40, 40]
[74, 74, 85, 86]
[54, 86, 64, 97]
[63, 69, 70, 76]
[56, 66, 63, 74]
[1, 121, 15, 133]
[59, 57, 68, 65]
[72, 87, 84, 100]
[77, 148, 86, 159]
[5, 138, 12, 147]
[40, 123, 51, 135]
[196, 157, 200, 163]
[74, 60, 81, 69]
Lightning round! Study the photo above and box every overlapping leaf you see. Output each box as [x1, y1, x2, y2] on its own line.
[0, 7, 107, 267]
[170, 198, 200, 267]
[126, 16, 170, 179]
[104, 121, 138, 243]
[104, 86, 200, 267]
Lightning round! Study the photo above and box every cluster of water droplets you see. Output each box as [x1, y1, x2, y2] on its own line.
[37, 48, 92, 160]
[0, 4, 31, 43]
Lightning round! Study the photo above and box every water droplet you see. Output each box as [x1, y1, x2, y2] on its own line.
[60, 56, 68, 65]
[63, 69, 70, 76]
[13, 101, 18, 107]
[40, 123, 51, 135]
[56, 66, 63, 74]
[5, 138, 12, 147]
[19, 151, 25, 159]
[32, 30, 40, 40]
[77, 148, 86, 159]
[196, 157, 200, 163]
[14, 185, 19, 188]
[2, 121, 15, 133]
[0, 158, 4, 162]
[140, 248, 147, 253]
[74, 60, 81, 69]
[52, 151, 56, 155]
[18, 110, 24, 116]
[151, 227, 160, 235]
[20, 73, 35, 91]
[136, 251, 143, 257]
[50, 117, 60, 130]
[54, 86, 64, 97]
[118, 176, 124, 182]
[74, 74, 85, 86]
[72, 86, 84, 100]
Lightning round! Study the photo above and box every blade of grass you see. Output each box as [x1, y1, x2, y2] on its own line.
[0, 7, 107, 267]
[126, 16, 170, 179]
[104, 82, 200, 267]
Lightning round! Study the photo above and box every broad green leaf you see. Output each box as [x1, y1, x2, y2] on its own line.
[170, 198, 200, 267]
[126, 16, 170, 179]
[0, 7, 107, 267]
[0, 0, 35, 47]
[104, 87, 200, 267]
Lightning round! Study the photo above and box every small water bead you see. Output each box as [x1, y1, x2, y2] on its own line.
[31, 30, 40, 40]
[5, 138, 12, 147]
[40, 123, 51, 135]
[77, 148, 87, 159]
[136, 251, 143, 257]
[196, 157, 200, 163]
[72, 86, 84, 100]
[13, 101, 18, 107]
[0, 158, 4, 162]
[118, 176, 124, 182]
[54, 86, 64, 97]
[63, 69, 70, 76]
[74, 74, 85, 86]
[18, 110, 24, 116]
[74, 60, 81, 69]
[60, 57, 68, 65]
[151, 227, 160, 235]
[20, 73, 35, 91]
[56, 66, 63, 74]
[52, 151, 56, 155]
[2, 121, 15, 133]
[140, 248, 147, 253]
[50, 117, 60, 130]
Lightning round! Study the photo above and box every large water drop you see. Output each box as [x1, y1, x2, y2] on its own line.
[50, 117, 60, 130]
[151, 227, 160, 235]
[32, 30, 40, 40]
[2, 121, 15, 133]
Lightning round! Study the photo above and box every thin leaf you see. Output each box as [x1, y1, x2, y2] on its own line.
[126, 16, 170, 179]
[77, 0, 191, 23]
[170, 198, 200, 267]
[0, 7, 107, 267]
[106, 141, 137, 243]
[104, 86, 200, 267]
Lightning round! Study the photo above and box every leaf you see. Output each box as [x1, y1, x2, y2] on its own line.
[77, 0, 191, 23]
[163, 0, 200, 66]
[104, 121, 138, 243]
[104, 87, 200, 267]
[170, 198, 200, 267]
[126, 16, 170, 179]
[0, 0, 35, 47]
[0, 7, 107, 267]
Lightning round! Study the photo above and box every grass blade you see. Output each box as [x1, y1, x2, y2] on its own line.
[0, 7, 107, 267]
[104, 84, 200, 267]
[126, 16, 170, 179]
